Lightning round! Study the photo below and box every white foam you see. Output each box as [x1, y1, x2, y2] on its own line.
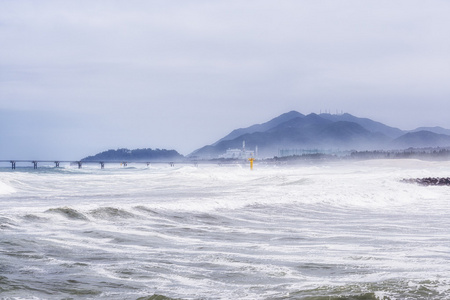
[0, 180, 16, 195]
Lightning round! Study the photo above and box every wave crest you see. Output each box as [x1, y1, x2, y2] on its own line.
[46, 207, 89, 221]
[89, 207, 136, 219]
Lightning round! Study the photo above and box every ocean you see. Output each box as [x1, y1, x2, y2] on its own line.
[0, 159, 449, 299]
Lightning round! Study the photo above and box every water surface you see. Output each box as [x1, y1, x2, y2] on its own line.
[1, 160, 449, 299]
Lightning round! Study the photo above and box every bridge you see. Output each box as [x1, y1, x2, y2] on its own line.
[0, 160, 185, 170]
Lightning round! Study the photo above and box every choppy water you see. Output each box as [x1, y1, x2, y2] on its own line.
[0, 159, 449, 299]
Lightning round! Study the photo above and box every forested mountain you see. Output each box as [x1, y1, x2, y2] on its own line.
[82, 148, 184, 162]
[190, 111, 450, 158]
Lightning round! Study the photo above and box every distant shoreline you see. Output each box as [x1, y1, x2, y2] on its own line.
[3, 147, 450, 170]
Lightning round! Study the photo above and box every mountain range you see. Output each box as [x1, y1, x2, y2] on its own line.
[190, 111, 450, 158]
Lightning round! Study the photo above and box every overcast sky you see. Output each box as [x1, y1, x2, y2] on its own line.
[1, 0, 450, 159]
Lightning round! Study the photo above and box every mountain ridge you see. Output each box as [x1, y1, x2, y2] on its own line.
[190, 111, 450, 158]
[213, 110, 304, 145]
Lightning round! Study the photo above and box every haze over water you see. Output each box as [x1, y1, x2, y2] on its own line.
[1, 159, 449, 299]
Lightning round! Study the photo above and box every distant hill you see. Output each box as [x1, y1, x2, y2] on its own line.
[392, 131, 450, 148]
[189, 111, 450, 158]
[82, 148, 184, 162]
[409, 126, 450, 136]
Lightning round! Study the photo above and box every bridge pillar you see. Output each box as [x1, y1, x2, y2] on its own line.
[54, 161, 60, 168]
[32, 161, 38, 169]
[10, 161, 16, 170]
[77, 161, 82, 169]
[100, 162, 105, 169]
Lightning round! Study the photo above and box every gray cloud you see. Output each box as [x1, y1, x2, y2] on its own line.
[1, 0, 450, 159]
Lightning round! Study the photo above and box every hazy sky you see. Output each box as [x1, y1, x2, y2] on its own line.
[1, 0, 450, 159]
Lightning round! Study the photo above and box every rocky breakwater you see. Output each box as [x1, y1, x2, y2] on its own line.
[402, 177, 450, 186]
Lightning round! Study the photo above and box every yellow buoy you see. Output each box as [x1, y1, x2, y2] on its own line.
[248, 158, 254, 170]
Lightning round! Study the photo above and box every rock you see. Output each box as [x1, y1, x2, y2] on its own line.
[402, 177, 450, 186]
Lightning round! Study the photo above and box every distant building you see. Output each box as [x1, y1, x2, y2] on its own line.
[219, 141, 256, 159]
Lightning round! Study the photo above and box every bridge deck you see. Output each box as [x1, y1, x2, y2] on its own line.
[0, 159, 244, 169]
[0, 160, 198, 169]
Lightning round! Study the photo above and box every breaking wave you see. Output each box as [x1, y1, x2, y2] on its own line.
[89, 207, 138, 219]
[46, 207, 89, 221]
